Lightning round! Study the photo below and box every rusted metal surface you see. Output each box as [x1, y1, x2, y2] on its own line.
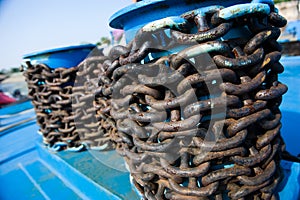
[21, 1, 297, 199]
[22, 51, 115, 151]
[97, 2, 291, 199]
[72, 54, 116, 150]
[22, 62, 84, 151]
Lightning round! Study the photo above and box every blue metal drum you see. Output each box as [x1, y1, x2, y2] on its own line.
[23, 44, 96, 69]
[109, 0, 251, 43]
[21, 44, 97, 151]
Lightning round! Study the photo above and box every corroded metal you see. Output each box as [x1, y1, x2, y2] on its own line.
[21, 2, 294, 199]
[72, 53, 115, 150]
[22, 62, 83, 151]
[96, 2, 290, 199]
[22, 50, 115, 151]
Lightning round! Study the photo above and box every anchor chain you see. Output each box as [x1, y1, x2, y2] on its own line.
[22, 49, 116, 151]
[22, 62, 84, 151]
[72, 52, 116, 150]
[21, 1, 293, 199]
[95, 2, 289, 199]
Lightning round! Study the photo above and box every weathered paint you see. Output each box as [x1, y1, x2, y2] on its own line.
[142, 16, 188, 32]
[218, 3, 270, 20]
[181, 5, 224, 18]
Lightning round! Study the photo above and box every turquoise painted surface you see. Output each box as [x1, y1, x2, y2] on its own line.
[279, 56, 300, 157]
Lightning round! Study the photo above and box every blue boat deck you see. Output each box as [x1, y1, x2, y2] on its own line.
[279, 56, 300, 156]
[0, 101, 140, 200]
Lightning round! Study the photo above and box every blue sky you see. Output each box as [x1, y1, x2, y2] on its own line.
[0, 0, 132, 70]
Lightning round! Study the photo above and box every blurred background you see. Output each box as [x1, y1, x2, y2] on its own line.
[0, 0, 132, 105]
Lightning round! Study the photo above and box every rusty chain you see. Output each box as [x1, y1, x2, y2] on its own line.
[21, 1, 296, 199]
[72, 52, 116, 150]
[22, 61, 84, 151]
[22, 48, 116, 151]
[94, 2, 291, 199]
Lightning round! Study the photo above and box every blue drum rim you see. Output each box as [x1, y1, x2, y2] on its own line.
[109, 0, 165, 29]
[23, 43, 96, 59]
[109, 0, 252, 30]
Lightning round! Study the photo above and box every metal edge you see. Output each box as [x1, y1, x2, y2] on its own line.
[109, 0, 166, 29]
[23, 43, 96, 59]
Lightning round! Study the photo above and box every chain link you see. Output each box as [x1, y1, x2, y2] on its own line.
[22, 48, 116, 151]
[97, 2, 289, 199]
[22, 61, 82, 151]
[22, 2, 296, 199]
[72, 53, 115, 150]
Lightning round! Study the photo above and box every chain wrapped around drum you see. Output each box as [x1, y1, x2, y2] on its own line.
[22, 48, 116, 151]
[22, 62, 83, 151]
[72, 52, 116, 150]
[99, 2, 289, 199]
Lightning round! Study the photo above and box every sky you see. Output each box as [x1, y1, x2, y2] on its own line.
[0, 0, 132, 70]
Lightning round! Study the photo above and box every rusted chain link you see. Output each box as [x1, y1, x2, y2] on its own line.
[21, 2, 292, 199]
[72, 53, 115, 150]
[22, 49, 116, 151]
[22, 61, 84, 151]
[95, 2, 290, 199]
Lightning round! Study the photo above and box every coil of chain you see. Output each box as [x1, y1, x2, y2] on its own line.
[21, 61, 84, 151]
[22, 49, 116, 151]
[71, 50, 116, 150]
[95, 2, 292, 199]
